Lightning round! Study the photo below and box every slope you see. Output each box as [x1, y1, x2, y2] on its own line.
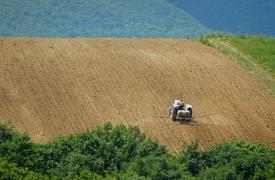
[0, 38, 274, 151]
[0, 0, 207, 38]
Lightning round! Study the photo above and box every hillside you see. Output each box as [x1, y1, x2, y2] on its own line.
[0, 37, 274, 151]
[169, 0, 275, 37]
[0, 0, 207, 38]
[200, 35, 275, 94]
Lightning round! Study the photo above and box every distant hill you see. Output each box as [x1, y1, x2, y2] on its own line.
[1, 0, 274, 38]
[0, 0, 208, 38]
[169, 0, 275, 37]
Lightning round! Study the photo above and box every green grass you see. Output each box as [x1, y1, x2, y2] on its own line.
[199, 34, 275, 95]
[230, 35, 275, 77]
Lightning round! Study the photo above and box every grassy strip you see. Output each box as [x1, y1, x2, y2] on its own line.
[230, 36, 275, 77]
[199, 34, 275, 94]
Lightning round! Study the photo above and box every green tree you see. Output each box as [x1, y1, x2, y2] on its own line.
[179, 140, 206, 175]
[198, 165, 238, 180]
[0, 159, 47, 180]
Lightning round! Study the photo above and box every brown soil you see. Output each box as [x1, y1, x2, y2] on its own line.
[0, 37, 274, 151]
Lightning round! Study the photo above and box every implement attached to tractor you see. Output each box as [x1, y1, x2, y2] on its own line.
[169, 100, 192, 123]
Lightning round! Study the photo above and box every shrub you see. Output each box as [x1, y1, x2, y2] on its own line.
[0, 159, 47, 180]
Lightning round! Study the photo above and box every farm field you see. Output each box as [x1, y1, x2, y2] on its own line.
[0, 37, 275, 151]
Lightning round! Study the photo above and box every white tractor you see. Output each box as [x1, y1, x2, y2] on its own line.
[169, 100, 192, 123]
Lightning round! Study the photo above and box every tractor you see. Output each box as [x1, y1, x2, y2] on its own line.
[169, 100, 192, 123]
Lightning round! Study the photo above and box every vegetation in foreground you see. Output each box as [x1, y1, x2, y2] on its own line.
[0, 123, 274, 179]
[199, 34, 275, 94]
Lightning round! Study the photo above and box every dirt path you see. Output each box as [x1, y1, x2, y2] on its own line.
[0, 38, 274, 151]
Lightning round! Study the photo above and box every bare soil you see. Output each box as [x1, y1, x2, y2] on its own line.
[0, 38, 274, 151]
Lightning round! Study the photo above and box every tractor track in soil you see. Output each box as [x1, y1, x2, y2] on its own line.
[0, 37, 274, 151]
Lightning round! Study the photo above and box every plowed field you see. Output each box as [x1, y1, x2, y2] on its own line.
[0, 38, 274, 151]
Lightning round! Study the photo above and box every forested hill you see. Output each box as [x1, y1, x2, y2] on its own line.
[0, 0, 207, 38]
[169, 0, 275, 37]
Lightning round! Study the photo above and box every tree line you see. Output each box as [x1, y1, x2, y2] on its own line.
[0, 123, 274, 179]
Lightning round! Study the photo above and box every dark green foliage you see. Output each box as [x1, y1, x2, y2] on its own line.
[199, 33, 225, 46]
[0, 125, 35, 168]
[126, 155, 188, 179]
[204, 141, 275, 179]
[199, 36, 211, 46]
[198, 165, 238, 180]
[189, 140, 275, 179]
[31, 122, 168, 178]
[0, 158, 47, 180]
[180, 140, 206, 175]
[0, 123, 274, 179]
[0, 123, 169, 179]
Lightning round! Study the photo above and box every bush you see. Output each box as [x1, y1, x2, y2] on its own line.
[179, 140, 206, 175]
[0, 159, 47, 180]
[198, 165, 238, 180]
[0, 124, 36, 168]
[203, 140, 275, 179]
[126, 155, 188, 179]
